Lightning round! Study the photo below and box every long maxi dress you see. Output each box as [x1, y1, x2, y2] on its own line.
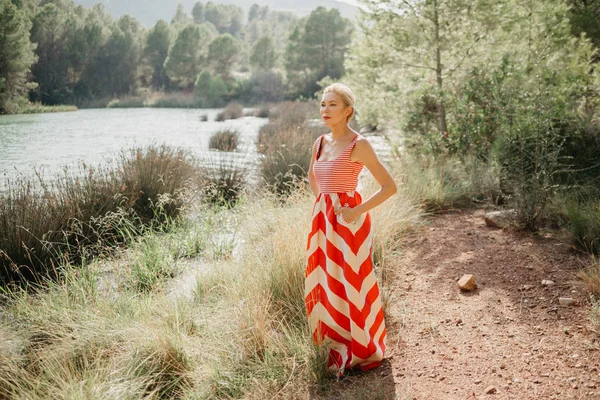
[305, 133, 386, 376]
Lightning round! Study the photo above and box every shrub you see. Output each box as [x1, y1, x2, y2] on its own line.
[215, 102, 243, 121]
[256, 101, 325, 195]
[107, 96, 147, 108]
[151, 93, 199, 108]
[495, 103, 571, 230]
[399, 153, 473, 211]
[249, 70, 284, 103]
[579, 258, 600, 297]
[130, 338, 193, 399]
[259, 128, 317, 195]
[209, 129, 239, 152]
[0, 145, 197, 285]
[567, 198, 600, 254]
[198, 154, 248, 207]
[256, 104, 271, 118]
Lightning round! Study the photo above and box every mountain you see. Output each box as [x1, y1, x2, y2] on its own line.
[72, 0, 358, 27]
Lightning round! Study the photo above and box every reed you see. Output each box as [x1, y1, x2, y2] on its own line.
[0, 145, 197, 285]
[208, 129, 240, 152]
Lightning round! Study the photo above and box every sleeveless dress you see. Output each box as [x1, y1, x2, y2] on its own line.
[305, 134, 386, 377]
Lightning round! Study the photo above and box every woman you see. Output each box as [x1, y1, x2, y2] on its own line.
[305, 83, 397, 377]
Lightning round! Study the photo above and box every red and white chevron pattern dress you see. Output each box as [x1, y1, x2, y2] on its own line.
[305, 134, 386, 376]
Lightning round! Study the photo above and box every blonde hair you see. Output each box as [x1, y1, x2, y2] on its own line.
[323, 83, 355, 122]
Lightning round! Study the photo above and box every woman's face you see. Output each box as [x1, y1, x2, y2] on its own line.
[320, 92, 351, 127]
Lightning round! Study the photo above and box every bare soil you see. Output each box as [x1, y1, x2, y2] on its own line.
[318, 208, 600, 400]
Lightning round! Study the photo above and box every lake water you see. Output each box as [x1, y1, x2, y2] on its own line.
[0, 108, 269, 183]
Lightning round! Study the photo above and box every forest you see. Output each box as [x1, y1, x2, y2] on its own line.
[0, 0, 354, 113]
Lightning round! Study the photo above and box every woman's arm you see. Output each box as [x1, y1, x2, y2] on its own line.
[335, 137, 397, 222]
[307, 139, 320, 197]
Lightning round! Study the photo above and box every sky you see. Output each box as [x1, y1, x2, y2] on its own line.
[339, 0, 359, 5]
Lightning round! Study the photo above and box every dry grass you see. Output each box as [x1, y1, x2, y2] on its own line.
[579, 257, 600, 297]
[256, 101, 326, 196]
[209, 129, 239, 152]
[0, 145, 197, 285]
[0, 142, 423, 398]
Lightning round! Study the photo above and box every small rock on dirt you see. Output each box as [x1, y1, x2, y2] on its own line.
[485, 385, 497, 394]
[559, 297, 575, 306]
[458, 274, 477, 291]
[542, 280, 555, 286]
[484, 210, 516, 229]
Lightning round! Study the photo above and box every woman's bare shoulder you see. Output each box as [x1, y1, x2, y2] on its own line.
[354, 134, 374, 150]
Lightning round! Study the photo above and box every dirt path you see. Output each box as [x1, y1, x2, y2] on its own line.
[320, 208, 600, 400]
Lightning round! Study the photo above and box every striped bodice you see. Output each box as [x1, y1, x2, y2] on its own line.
[313, 134, 364, 194]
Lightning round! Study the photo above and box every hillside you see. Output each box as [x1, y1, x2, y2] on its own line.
[73, 0, 358, 27]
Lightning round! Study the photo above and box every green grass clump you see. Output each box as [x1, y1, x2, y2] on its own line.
[567, 198, 600, 254]
[397, 154, 473, 211]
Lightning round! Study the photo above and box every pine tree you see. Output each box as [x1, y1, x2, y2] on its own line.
[164, 24, 214, 87]
[0, 0, 37, 113]
[250, 36, 277, 71]
[144, 20, 172, 90]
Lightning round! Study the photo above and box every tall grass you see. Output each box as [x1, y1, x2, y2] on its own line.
[257, 101, 326, 195]
[0, 145, 197, 285]
[208, 129, 239, 152]
[566, 198, 600, 254]
[398, 154, 473, 211]
[198, 154, 248, 207]
[0, 163, 422, 398]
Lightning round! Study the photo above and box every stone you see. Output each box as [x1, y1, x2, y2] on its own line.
[484, 210, 517, 229]
[542, 280, 555, 286]
[484, 386, 497, 394]
[559, 297, 575, 306]
[458, 274, 478, 291]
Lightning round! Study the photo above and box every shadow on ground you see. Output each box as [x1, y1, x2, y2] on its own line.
[310, 359, 399, 400]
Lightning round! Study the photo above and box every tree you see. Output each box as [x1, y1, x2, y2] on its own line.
[208, 33, 241, 78]
[250, 36, 277, 71]
[70, 7, 110, 103]
[204, 2, 243, 36]
[569, 0, 600, 61]
[144, 20, 172, 90]
[192, 1, 204, 23]
[99, 24, 140, 97]
[30, 3, 72, 104]
[0, 0, 37, 113]
[194, 70, 227, 106]
[164, 24, 213, 87]
[250, 70, 283, 102]
[171, 3, 191, 26]
[248, 4, 260, 22]
[345, 0, 505, 130]
[284, 7, 353, 98]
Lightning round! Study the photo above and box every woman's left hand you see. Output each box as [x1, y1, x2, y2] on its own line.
[335, 205, 361, 223]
